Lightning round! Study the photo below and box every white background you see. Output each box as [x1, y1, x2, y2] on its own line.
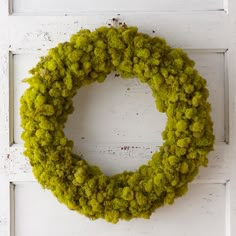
[0, 0, 236, 236]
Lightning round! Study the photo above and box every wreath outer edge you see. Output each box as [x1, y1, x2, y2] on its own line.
[20, 26, 214, 223]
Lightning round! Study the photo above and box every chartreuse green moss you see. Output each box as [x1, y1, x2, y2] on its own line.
[20, 26, 214, 223]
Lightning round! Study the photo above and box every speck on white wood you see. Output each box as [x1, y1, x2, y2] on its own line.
[0, 0, 236, 236]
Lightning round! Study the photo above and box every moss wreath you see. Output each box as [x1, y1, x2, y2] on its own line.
[20, 26, 214, 223]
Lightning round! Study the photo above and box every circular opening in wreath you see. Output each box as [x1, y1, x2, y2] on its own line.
[64, 75, 167, 175]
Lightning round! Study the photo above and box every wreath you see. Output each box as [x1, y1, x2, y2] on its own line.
[20, 26, 214, 223]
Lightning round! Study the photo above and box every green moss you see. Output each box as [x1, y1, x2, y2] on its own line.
[180, 162, 189, 174]
[168, 156, 179, 166]
[20, 26, 214, 224]
[122, 187, 134, 201]
[154, 173, 165, 185]
[177, 138, 191, 148]
[176, 120, 188, 132]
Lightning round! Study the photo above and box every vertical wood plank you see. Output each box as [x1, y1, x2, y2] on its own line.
[227, 1, 236, 236]
[0, 177, 11, 236]
[0, 49, 10, 148]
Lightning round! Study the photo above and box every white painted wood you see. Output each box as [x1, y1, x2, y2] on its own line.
[14, 182, 226, 236]
[227, 1, 236, 235]
[0, 0, 235, 235]
[0, 0, 9, 17]
[11, 0, 224, 15]
[0, 177, 11, 236]
[7, 13, 229, 49]
[0, 49, 10, 148]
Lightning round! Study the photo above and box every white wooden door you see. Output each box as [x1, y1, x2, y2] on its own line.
[0, 0, 236, 236]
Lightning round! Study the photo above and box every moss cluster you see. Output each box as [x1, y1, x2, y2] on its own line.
[20, 26, 214, 223]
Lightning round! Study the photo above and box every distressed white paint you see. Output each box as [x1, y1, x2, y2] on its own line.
[0, 143, 230, 182]
[7, 13, 229, 49]
[0, 0, 236, 235]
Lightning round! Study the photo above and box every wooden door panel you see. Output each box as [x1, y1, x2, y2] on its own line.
[1, 0, 235, 235]
[14, 182, 226, 236]
[13, 51, 226, 145]
[10, 0, 225, 15]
